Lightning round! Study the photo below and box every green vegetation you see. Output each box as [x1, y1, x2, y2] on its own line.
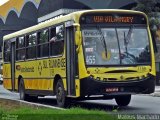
[133, 0, 160, 31]
[0, 99, 116, 120]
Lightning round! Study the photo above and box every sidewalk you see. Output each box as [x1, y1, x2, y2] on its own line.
[155, 86, 160, 92]
[151, 86, 160, 97]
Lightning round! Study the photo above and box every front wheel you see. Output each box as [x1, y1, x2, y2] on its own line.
[56, 80, 69, 107]
[115, 95, 131, 106]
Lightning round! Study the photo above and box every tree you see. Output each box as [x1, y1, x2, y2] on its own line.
[133, 0, 160, 31]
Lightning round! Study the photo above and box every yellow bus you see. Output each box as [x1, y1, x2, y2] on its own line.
[3, 9, 156, 107]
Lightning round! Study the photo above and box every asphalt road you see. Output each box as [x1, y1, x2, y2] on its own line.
[0, 85, 19, 100]
[0, 85, 160, 114]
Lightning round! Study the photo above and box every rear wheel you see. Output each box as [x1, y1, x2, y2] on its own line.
[19, 79, 38, 101]
[56, 80, 69, 107]
[115, 95, 131, 106]
[19, 79, 27, 100]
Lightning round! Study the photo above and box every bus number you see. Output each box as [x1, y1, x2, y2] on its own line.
[86, 55, 96, 64]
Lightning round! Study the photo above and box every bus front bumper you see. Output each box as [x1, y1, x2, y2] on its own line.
[80, 74, 155, 96]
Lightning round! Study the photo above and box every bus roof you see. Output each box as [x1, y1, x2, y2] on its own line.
[3, 9, 146, 41]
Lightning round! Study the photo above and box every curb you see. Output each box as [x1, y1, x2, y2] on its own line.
[0, 98, 65, 110]
[151, 92, 160, 97]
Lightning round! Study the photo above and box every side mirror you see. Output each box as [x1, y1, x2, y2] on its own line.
[75, 30, 82, 52]
[75, 31, 82, 45]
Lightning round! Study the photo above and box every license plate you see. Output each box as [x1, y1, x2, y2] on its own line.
[106, 88, 119, 92]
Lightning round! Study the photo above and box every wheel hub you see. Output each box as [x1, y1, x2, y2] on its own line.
[57, 86, 63, 102]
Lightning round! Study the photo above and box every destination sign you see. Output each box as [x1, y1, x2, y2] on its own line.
[93, 16, 133, 23]
[80, 13, 147, 24]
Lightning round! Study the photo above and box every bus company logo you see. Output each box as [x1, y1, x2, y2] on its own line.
[95, 68, 100, 73]
[38, 62, 43, 75]
[16, 65, 34, 72]
[21, 67, 34, 73]
[120, 75, 124, 80]
[16, 65, 21, 71]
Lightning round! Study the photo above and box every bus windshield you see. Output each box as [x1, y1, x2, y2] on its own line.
[82, 26, 151, 66]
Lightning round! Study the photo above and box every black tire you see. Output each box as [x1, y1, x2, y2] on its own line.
[115, 95, 131, 106]
[19, 79, 28, 100]
[56, 80, 68, 107]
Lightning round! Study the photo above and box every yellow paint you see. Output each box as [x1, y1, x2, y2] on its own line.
[75, 79, 80, 97]
[148, 26, 156, 76]
[24, 79, 53, 90]
[3, 79, 12, 90]
[0, 0, 41, 19]
[3, 64, 11, 78]
[0, 0, 24, 17]
[87, 66, 152, 75]
[62, 78, 67, 91]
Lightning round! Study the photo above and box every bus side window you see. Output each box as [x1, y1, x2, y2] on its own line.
[16, 36, 25, 61]
[50, 25, 64, 56]
[26, 33, 37, 59]
[37, 29, 49, 58]
[4, 40, 11, 62]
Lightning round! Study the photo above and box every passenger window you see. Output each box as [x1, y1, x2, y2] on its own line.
[17, 36, 25, 48]
[16, 36, 26, 61]
[37, 29, 49, 57]
[16, 49, 25, 61]
[4, 40, 11, 52]
[27, 33, 36, 46]
[50, 25, 64, 56]
[38, 29, 49, 44]
[4, 40, 11, 62]
[26, 33, 37, 59]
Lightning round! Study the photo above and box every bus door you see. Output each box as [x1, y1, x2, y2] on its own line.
[65, 21, 77, 96]
[10, 39, 16, 91]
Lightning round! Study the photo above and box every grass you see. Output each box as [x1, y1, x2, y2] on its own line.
[0, 99, 116, 120]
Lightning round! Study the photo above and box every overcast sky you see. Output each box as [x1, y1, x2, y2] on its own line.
[0, 0, 9, 6]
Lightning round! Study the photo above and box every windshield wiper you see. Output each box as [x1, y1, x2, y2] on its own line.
[96, 26, 108, 58]
[124, 25, 134, 55]
[122, 26, 137, 63]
